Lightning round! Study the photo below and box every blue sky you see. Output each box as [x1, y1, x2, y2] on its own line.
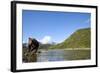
[22, 10, 91, 44]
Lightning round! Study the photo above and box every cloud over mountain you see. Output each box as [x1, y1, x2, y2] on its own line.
[40, 36, 52, 44]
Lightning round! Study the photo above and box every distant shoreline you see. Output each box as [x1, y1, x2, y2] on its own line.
[38, 48, 90, 51]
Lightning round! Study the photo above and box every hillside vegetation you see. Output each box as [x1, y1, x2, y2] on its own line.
[49, 28, 91, 49]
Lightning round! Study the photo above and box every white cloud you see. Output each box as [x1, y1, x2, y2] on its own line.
[84, 18, 90, 24]
[40, 36, 52, 44]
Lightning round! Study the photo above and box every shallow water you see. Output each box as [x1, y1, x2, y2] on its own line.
[37, 49, 91, 62]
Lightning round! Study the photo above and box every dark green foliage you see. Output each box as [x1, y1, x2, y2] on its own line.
[49, 28, 91, 49]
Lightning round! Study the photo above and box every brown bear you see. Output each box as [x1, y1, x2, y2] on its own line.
[23, 38, 39, 62]
[28, 37, 39, 54]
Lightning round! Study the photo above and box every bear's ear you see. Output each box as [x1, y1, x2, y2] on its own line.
[29, 37, 32, 40]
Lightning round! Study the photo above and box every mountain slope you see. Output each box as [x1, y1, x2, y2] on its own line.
[49, 28, 91, 49]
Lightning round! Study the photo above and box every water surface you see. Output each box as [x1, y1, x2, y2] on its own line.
[37, 49, 90, 62]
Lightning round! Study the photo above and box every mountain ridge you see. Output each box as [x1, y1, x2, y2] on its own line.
[49, 28, 91, 49]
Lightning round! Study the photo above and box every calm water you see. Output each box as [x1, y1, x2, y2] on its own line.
[36, 49, 90, 62]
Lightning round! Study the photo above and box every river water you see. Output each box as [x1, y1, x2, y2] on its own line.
[36, 49, 90, 62]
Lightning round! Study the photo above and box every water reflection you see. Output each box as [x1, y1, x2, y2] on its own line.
[37, 49, 90, 62]
[37, 50, 64, 62]
[23, 49, 90, 62]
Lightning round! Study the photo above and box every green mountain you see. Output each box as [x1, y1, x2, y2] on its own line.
[39, 43, 52, 49]
[49, 28, 91, 49]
